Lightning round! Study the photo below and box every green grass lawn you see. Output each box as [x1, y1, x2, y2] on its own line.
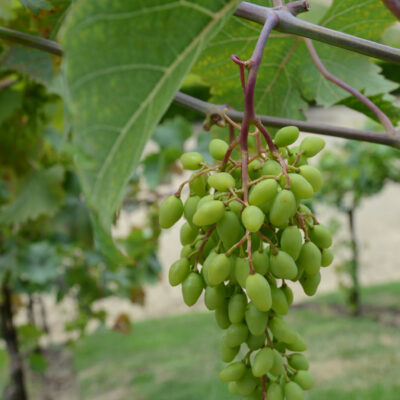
[72, 283, 400, 400]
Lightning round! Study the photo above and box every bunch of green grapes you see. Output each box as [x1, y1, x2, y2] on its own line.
[159, 126, 333, 400]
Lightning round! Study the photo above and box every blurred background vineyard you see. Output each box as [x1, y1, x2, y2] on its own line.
[0, 0, 400, 399]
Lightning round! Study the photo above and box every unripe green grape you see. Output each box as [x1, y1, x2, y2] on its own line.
[219, 362, 246, 382]
[204, 284, 226, 310]
[245, 302, 268, 336]
[184, 196, 200, 226]
[271, 286, 289, 315]
[288, 353, 309, 371]
[269, 317, 297, 344]
[300, 271, 321, 296]
[280, 226, 303, 260]
[270, 190, 297, 228]
[262, 160, 282, 176]
[236, 369, 258, 396]
[293, 371, 314, 390]
[228, 381, 239, 395]
[251, 232, 261, 252]
[267, 382, 283, 400]
[273, 341, 286, 353]
[252, 249, 269, 275]
[189, 173, 208, 197]
[180, 222, 198, 245]
[246, 333, 266, 350]
[241, 206, 265, 232]
[321, 248, 334, 267]
[159, 196, 183, 228]
[193, 200, 225, 226]
[282, 285, 294, 306]
[229, 199, 243, 216]
[208, 253, 231, 286]
[297, 242, 321, 275]
[249, 179, 278, 206]
[274, 126, 299, 147]
[247, 388, 263, 400]
[246, 273, 272, 312]
[252, 347, 274, 377]
[286, 333, 307, 352]
[168, 258, 190, 286]
[217, 211, 245, 251]
[225, 323, 249, 347]
[288, 173, 314, 199]
[300, 137, 325, 158]
[220, 339, 240, 362]
[298, 204, 313, 225]
[309, 225, 332, 249]
[197, 237, 216, 265]
[180, 244, 193, 259]
[181, 273, 204, 306]
[215, 300, 231, 330]
[196, 194, 214, 209]
[299, 165, 323, 192]
[208, 172, 235, 191]
[258, 198, 274, 214]
[269, 349, 284, 376]
[235, 257, 250, 288]
[285, 381, 304, 400]
[270, 251, 298, 280]
[228, 293, 247, 323]
[180, 152, 204, 170]
[288, 146, 308, 166]
[209, 138, 229, 160]
[248, 159, 263, 179]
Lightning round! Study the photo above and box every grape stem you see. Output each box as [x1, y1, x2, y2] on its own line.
[235, 11, 279, 202]
[174, 166, 216, 196]
[257, 231, 278, 254]
[304, 38, 396, 135]
[194, 225, 216, 267]
[382, 0, 400, 19]
[265, 328, 274, 348]
[225, 232, 249, 256]
[262, 375, 267, 400]
[246, 233, 255, 274]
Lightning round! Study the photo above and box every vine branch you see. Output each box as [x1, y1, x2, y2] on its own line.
[0, 2, 399, 65]
[234, 2, 400, 64]
[304, 38, 396, 135]
[173, 91, 400, 148]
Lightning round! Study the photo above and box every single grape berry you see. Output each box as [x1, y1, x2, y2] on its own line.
[300, 137, 325, 158]
[168, 258, 190, 286]
[249, 179, 278, 206]
[309, 225, 332, 249]
[270, 190, 297, 228]
[209, 138, 229, 161]
[208, 172, 235, 191]
[159, 195, 183, 228]
[180, 152, 204, 170]
[218, 361, 246, 382]
[245, 273, 272, 312]
[252, 347, 274, 377]
[299, 165, 323, 192]
[274, 126, 299, 147]
[181, 273, 204, 306]
[241, 205, 265, 232]
[192, 200, 225, 226]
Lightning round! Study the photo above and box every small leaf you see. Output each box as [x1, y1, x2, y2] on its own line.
[20, 0, 52, 14]
[0, 165, 65, 226]
[2, 45, 54, 86]
[152, 117, 192, 149]
[113, 313, 131, 334]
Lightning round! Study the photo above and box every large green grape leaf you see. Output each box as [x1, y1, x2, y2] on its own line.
[0, 165, 64, 226]
[61, 0, 239, 229]
[194, 0, 398, 120]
